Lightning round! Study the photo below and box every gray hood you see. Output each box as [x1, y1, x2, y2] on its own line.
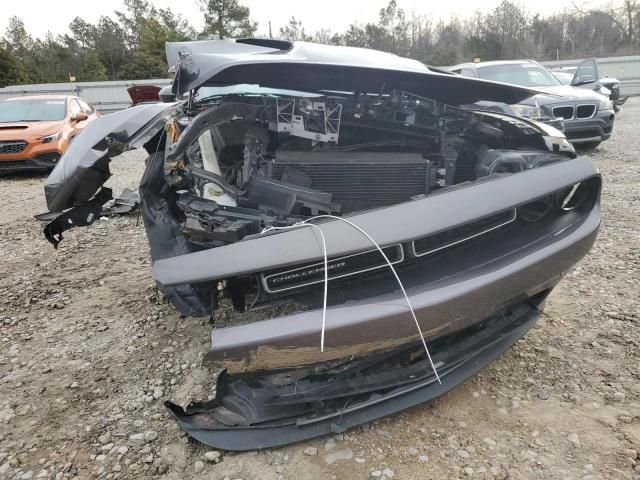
[166, 39, 539, 106]
[519, 84, 609, 106]
[538, 84, 609, 101]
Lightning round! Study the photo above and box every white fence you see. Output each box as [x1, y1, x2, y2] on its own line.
[0, 78, 172, 114]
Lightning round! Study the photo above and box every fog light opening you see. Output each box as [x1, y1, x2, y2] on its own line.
[554, 182, 588, 212]
[518, 196, 553, 222]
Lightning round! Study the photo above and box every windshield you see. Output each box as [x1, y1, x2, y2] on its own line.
[477, 64, 561, 88]
[552, 71, 574, 86]
[0, 100, 67, 122]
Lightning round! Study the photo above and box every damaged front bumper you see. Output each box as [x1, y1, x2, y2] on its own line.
[163, 156, 600, 449]
[166, 300, 540, 450]
[153, 156, 600, 370]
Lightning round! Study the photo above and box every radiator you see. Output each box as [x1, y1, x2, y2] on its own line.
[268, 151, 431, 214]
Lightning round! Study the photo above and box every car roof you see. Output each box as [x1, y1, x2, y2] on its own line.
[5, 95, 73, 102]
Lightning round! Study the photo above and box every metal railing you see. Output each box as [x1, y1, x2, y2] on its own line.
[0, 78, 172, 113]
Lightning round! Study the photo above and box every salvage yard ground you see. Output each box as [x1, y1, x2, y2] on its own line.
[1, 99, 639, 480]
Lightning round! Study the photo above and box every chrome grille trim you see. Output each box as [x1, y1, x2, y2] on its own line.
[409, 209, 517, 258]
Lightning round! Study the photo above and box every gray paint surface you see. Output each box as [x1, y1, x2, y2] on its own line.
[206, 203, 599, 366]
[166, 39, 539, 105]
[152, 155, 599, 287]
[1, 55, 635, 115]
[44, 102, 177, 212]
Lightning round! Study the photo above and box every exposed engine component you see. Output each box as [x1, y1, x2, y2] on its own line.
[267, 97, 342, 143]
[267, 151, 430, 213]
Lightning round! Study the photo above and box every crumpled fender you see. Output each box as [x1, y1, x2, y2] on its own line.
[44, 102, 178, 212]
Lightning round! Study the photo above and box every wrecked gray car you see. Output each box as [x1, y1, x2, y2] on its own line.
[40, 39, 601, 450]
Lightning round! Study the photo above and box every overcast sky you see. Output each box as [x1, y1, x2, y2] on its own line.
[2, 0, 582, 39]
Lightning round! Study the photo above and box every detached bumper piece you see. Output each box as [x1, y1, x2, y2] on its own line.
[103, 188, 140, 216]
[36, 188, 141, 248]
[36, 187, 113, 248]
[166, 301, 539, 450]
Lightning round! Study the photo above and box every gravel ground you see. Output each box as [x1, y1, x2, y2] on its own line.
[0, 99, 638, 480]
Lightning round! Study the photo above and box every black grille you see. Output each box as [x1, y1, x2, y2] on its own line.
[552, 106, 574, 119]
[576, 104, 596, 118]
[0, 140, 27, 154]
[270, 151, 430, 214]
[261, 244, 403, 292]
[411, 209, 516, 257]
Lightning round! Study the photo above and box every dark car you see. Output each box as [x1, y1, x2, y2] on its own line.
[450, 60, 615, 148]
[39, 39, 600, 450]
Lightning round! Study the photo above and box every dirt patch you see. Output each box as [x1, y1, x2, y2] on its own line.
[1, 100, 639, 480]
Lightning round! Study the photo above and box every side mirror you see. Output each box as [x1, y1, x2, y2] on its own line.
[572, 74, 596, 86]
[74, 112, 88, 122]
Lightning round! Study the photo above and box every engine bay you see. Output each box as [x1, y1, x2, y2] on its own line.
[162, 89, 563, 245]
[136, 87, 573, 315]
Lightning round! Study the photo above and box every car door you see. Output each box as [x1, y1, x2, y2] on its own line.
[571, 58, 599, 89]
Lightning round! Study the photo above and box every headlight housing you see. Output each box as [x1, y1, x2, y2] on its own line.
[598, 96, 612, 111]
[39, 131, 63, 143]
[508, 104, 542, 119]
[528, 119, 575, 155]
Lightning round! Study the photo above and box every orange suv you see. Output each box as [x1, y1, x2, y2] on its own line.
[0, 95, 99, 174]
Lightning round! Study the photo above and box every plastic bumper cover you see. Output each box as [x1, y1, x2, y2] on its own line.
[564, 110, 615, 143]
[166, 301, 541, 450]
